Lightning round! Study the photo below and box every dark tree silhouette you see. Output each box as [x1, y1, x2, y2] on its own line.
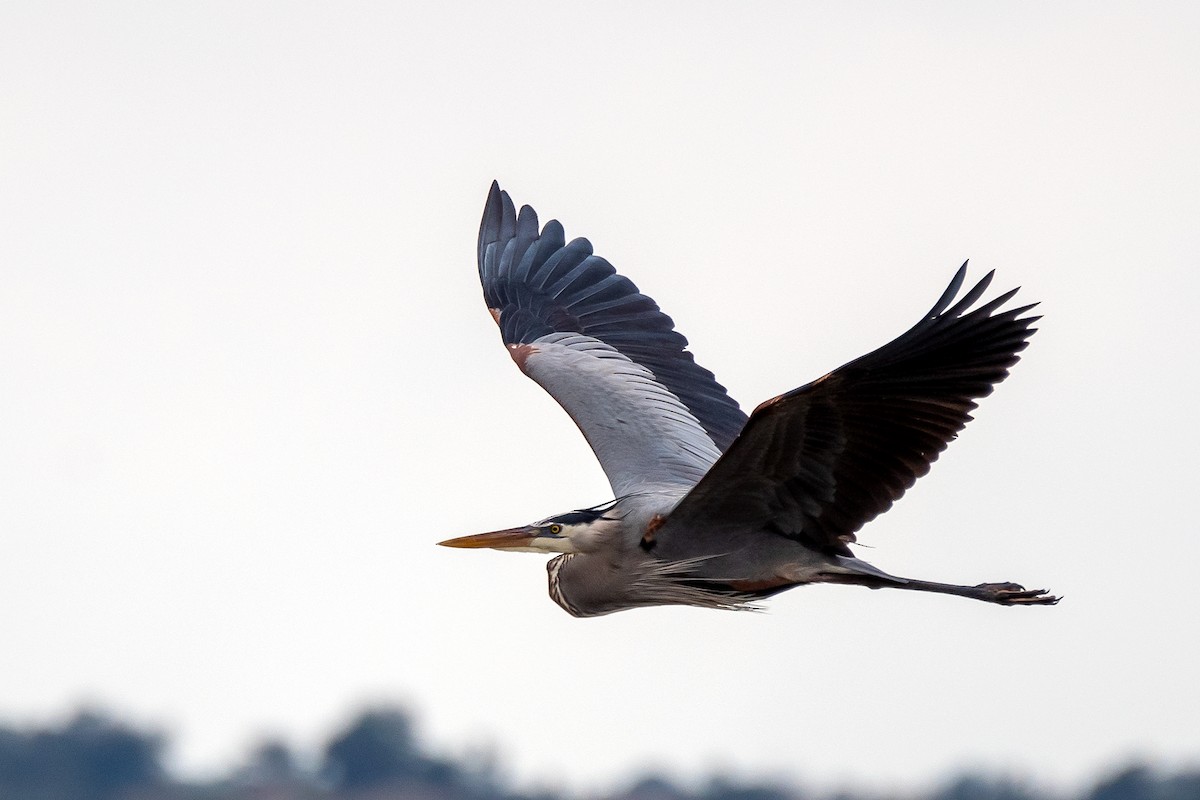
[323, 708, 421, 788]
[1086, 764, 1200, 800]
[621, 774, 693, 800]
[322, 707, 464, 792]
[2, 705, 1200, 800]
[933, 774, 1040, 800]
[703, 775, 799, 800]
[1090, 766, 1157, 800]
[235, 737, 305, 788]
[0, 710, 162, 800]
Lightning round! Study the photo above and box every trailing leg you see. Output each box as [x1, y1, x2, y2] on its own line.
[889, 578, 1059, 605]
[818, 559, 1059, 606]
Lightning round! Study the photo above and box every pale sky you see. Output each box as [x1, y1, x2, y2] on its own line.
[2, 1, 1198, 795]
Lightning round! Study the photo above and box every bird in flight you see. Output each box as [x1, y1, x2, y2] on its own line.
[439, 182, 1058, 616]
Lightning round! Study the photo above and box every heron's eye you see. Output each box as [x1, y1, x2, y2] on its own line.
[548, 524, 563, 535]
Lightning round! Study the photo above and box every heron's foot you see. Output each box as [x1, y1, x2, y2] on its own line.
[975, 582, 1060, 606]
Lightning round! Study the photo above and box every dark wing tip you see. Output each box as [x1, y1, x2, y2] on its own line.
[478, 181, 516, 274]
[926, 261, 969, 318]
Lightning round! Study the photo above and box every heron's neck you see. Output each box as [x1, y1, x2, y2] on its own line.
[546, 550, 651, 617]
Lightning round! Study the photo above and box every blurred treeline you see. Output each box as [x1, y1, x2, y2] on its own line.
[0, 707, 1196, 800]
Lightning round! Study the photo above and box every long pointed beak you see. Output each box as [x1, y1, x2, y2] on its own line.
[437, 526, 540, 551]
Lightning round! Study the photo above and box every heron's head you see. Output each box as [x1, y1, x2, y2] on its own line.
[437, 508, 619, 555]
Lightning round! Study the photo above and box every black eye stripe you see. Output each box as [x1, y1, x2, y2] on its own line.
[551, 510, 604, 526]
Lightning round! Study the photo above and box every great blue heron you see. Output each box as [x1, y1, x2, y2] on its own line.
[439, 182, 1058, 616]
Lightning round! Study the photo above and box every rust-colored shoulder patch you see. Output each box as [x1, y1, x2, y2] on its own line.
[809, 371, 838, 389]
[639, 514, 667, 552]
[508, 342, 536, 370]
[752, 371, 839, 415]
[752, 394, 786, 415]
[488, 307, 502, 325]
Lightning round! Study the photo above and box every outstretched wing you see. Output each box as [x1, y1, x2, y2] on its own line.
[658, 263, 1038, 556]
[477, 182, 748, 495]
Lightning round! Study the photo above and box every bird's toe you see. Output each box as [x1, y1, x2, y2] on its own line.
[980, 582, 1060, 606]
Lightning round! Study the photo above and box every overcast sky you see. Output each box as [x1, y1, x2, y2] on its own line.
[2, 1, 1198, 795]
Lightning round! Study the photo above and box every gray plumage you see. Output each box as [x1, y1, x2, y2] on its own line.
[440, 182, 1058, 617]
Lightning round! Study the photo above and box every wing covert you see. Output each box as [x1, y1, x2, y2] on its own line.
[658, 263, 1039, 556]
[477, 181, 747, 453]
[514, 333, 722, 495]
